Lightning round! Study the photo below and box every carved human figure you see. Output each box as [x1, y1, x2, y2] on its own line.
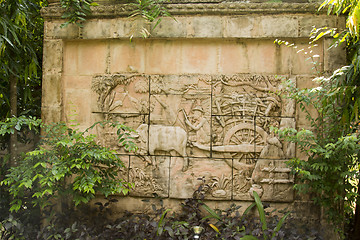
[259, 122, 284, 159]
[184, 106, 210, 145]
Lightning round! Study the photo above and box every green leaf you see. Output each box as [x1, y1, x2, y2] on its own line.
[253, 191, 267, 231]
[157, 209, 171, 236]
[201, 202, 221, 221]
[271, 212, 291, 239]
[240, 236, 259, 240]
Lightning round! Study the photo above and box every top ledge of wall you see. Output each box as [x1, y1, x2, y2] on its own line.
[42, 2, 324, 19]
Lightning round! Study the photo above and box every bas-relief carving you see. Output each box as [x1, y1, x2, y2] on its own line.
[92, 74, 296, 201]
[250, 159, 294, 202]
[92, 74, 149, 114]
[169, 157, 232, 200]
[128, 156, 170, 198]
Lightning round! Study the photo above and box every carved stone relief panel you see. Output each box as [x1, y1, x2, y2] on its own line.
[94, 114, 148, 154]
[249, 159, 294, 202]
[232, 159, 294, 202]
[149, 75, 212, 95]
[92, 74, 149, 114]
[128, 156, 170, 198]
[91, 73, 295, 202]
[169, 157, 232, 200]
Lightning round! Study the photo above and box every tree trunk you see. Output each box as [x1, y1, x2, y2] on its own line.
[9, 74, 17, 166]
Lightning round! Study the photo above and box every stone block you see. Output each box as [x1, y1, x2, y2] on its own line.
[63, 41, 78, 76]
[42, 74, 62, 106]
[77, 41, 108, 75]
[223, 16, 254, 38]
[43, 40, 63, 75]
[41, 106, 62, 124]
[117, 155, 130, 182]
[129, 156, 170, 198]
[247, 40, 277, 74]
[294, 75, 319, 131]
[219, 41, 249, 74]
[279, 40, 324, 75]
[151, 17, 187, 38]
[292, 200, 321, 220]
[112, 18, 136, 38]
[181, 41, 219, 74]
[44, 21, 79, 39]
[113, 18, 151, 39]
[169, 157, 232, 200]
[191, 16, 223, 38]
[323, 38, 346, 72]
[258, 16, 298, 38]
[298, 15, 338, 37]
[296, 75, 319, 89]
[91, 196, 159, 215]
[82, 19, 112, 39]
[109, 40, 146, 73]
[63, 75, 92, 90]
[144, 40, 182, 74]
[63, 89, 92, 126]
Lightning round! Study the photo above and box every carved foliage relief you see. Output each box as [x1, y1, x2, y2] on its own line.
[91, 74, 295, 202]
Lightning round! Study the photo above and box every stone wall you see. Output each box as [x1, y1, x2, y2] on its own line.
[41, 0, 345, 231]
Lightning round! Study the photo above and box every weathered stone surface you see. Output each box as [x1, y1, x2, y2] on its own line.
[63, 76, 92, 90]
[278, 40, 324, 75]
[41, 106, 62, 123]
[243, 159, 294, 202]
[323, 38, 347, 72]
[258, 16, 299, 38]
[44, 21, 79, 39]
[150, 17, 188, 38]
[41, 2, 346, 235]
[295, 75, 319, 130]
[181, 41, 219, 74]
[42, 3, 326, 19]
[144, 41, 183, 74]
[109, 40, 146, 73]
[63, 89, 92, 125]
[298, 15, 338, 37]
[43, 40, 63, 74]
[191, 16, 223, 38]
[82, 20, 113, 39]
[42, 74, 62, 106]
[91, 74, 149, 114]
[169, 157, 232, 199]
[129, 156, 170, 197]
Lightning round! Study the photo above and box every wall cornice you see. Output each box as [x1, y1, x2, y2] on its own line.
[42, 2, 324, 19]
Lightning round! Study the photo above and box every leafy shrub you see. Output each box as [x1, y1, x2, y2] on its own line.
[1, 120, 137, 212]
[0, 186, 325, 240]
[275, 78, 360, 235]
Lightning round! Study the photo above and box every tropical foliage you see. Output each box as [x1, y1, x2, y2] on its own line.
[0, 0, 44, 119]
[1, 120, 137, 212]
[274, 0, 360, 238]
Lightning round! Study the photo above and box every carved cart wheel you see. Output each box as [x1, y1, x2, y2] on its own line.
[223, 123, 267, 166]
